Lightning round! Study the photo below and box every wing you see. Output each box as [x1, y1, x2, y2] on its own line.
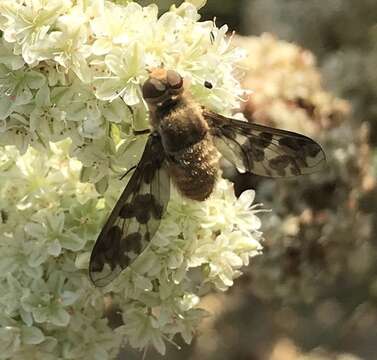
[204, 110, 326, 177]
[89, 133, 170, 287]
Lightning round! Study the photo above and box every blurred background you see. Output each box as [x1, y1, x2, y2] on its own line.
[121, 1, 377, 359]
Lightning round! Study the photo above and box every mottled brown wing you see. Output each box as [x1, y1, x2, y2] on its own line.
[89, 133, 170, 287]
[204, 110, 326, 177]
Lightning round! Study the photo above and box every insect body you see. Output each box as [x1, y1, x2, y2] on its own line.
[89, 68, 326, 286]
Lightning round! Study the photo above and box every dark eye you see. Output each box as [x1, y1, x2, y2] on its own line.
[167, 70, 183, 89]
[142, 78, 167, 99]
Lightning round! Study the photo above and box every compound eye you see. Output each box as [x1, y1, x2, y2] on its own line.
[167, 70, 183, 89]
[142, 78, 167, 99]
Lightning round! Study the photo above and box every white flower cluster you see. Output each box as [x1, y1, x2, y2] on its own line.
[0, 142, 123, 359]
[0, 0, 263, 357]
[0, 141, 262, 357]
[0, 0, 244, 190]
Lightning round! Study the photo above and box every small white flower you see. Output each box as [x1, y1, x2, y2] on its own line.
[33, 9, 92, 82]
[94, 44, 145, 104]
[90, 2, 158, 56]
[0, 0, 73, 64]
[119, 307, 166, 355]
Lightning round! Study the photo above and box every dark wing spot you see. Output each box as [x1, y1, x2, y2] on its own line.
[134, 194, 155, 209]
[278, 137, 301, 150]
[279, 136, 321, 158]
[133, 194, 154, 224]
[104, 226, 122, 267]
[143, 163, 155, 184]
[119, 203, 135, 219]
[135, 210, 151, 224]
[303, 142, 322, 158]
[222, 126, 236, 139]
[249, 143, 265, 162]
[123, 232, 143, 253]
[119, 254, 131, 268]
[269, 155, 292, 169]
[141, 194, 155, 206]
[152, 203, 164, 219]
[269, 155, 293, 176]
[254, 132, 273, 148]
[242, 139, 265, 162]
[103, 226, 122, 251]
[90, 257, 105, 272]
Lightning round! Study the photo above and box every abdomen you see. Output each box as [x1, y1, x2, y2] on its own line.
[168, 134, 219, 201]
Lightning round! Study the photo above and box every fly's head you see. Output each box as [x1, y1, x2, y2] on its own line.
[142, 69, 184, 113]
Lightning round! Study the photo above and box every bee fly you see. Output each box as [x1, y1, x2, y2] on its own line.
[89, 68, 326, 286]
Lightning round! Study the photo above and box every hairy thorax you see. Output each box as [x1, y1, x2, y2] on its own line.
[153, 98, 220, 201]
